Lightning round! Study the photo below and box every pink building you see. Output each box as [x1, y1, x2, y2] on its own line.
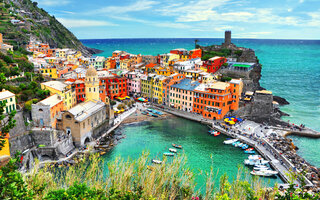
[126, 72, 141, 96]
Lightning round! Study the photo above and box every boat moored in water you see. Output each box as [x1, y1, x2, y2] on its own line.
[169, 148, 177, 153]
[172, 144, 183, 149]
[223, 139, 238, 144]
[163, 152, 175, 156]
[250, 169, 278, 177]
[152, 159, 163, 164]
[244, 150, 256, 154]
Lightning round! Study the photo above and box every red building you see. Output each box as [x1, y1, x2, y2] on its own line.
[189, 49, 202, 59]
[99, 75, 127, 100]
[203, 56, 227, 73]
[120, 54, 130, 60]
[170, 48, 188, 55]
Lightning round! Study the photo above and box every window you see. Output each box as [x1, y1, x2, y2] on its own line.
[66, 114, 72, 119]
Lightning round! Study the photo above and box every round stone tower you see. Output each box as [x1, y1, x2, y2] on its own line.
[224, 30, 231, 45]
[85, 65, 100, 101]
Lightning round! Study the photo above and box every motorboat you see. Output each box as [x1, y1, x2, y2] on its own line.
[245, 148, 254, 151]
[248, 155, 262, 160]
[172, 144, 183, 149]
[213, 132, 220, 136]
[244, 158, 269, 166]
[244, 150, 256, 154]
[223, 139, 238, 144]
[152, 159, 162, 164]
[169, 148, 177, 153]
[250, 169, 278, 177]
[241, 144, 249, 149]
[235, 142, 243, 147]
[253, 165, 269, 171]
[232, 141, 240, 146]
[163, 152, 174, 156]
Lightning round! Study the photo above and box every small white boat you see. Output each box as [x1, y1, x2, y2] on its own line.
[169, 148, 177, 153]
[152, 159, 162, 164]
[244, 158, 269, 166]
[224, 139, 238, 144]
[163, 152, 174, 156]
[248, 155, 262, 160]
[253, 165, 269, 171]
[250, 169, 278, 177]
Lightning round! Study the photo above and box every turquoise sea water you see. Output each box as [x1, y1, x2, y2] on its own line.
[102, 118, 281, 190]
[81, 38, 320, 167]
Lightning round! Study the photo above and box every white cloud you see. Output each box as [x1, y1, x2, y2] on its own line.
[299, 0, 304, 3]
[35, 0, 70, 6]
[57, 18, 118, 28]
[154, 22, 191, 29]
[89, 0, 158, 15]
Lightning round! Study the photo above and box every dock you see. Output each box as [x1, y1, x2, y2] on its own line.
[153, 105, 313, 187]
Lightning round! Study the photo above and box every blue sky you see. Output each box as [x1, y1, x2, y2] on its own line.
[34, 0, 320, 39]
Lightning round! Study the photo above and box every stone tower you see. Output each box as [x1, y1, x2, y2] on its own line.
[85, 65, 100, 101]
[224, 30, 231, 45]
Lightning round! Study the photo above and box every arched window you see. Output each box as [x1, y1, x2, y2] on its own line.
[66, 114, 72, 119]
[39, 109, 43, 112]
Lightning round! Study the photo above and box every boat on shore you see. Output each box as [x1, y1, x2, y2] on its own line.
[169, 148, 177, 153]
[223, 139, 238, 144]
[250, 169, 278, 177]
[152, 159, 162, 164]
[163, 152, 174, 156]
[172, 144, 182, 149]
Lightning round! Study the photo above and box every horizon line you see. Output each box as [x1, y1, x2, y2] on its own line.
[79, 37, 320, 41]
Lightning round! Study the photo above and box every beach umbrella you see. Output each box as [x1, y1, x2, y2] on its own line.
[233, 118, 238, 122]
[229, 121, 235, 125]
[224, 118, 229, 122]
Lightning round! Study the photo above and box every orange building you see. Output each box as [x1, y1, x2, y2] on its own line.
[189, 49, 202, 59]
[192, 80, 242, 120]
[163, 73, 186, 105]
[0, 133, 10, 158]
[145, 63, 157, 73]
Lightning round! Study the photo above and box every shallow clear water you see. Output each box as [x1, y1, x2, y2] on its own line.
[102, 118, 281, 190]
[82, 38, 320, 166]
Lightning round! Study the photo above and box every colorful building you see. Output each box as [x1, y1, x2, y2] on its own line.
[41, 81, 77, 110]
[152, 76, 167, 104]
[169, 79, 200, 112]
[162, 73, 186, 105]
[126, 72, 141, 96]
[189, 49, 202, 59]
[0, 133, 10, 158]
[141, 74, 156, 99]
[203, 56, 227, 73]
[0, 89, 16, 114]
[192, 80, 242, 120]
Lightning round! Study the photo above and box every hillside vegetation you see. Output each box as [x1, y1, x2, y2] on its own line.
[0, 0, 95, 56]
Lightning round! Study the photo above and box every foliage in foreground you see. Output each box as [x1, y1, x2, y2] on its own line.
[1, 152, 319, 199]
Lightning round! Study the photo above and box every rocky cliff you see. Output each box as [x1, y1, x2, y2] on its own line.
[1, 0, 101, 56]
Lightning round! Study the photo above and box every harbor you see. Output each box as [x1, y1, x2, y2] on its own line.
[152, 104, 318, 188]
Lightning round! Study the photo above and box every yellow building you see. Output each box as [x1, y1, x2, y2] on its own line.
[152, 76, 167, 104]
[0, 134, 10, 158]
[120, 59, 131, 70]
[141, 74, 156, 99]
[180, 55, 189, 61]
[41, 67, 58, 79]
[41, 81, 76, 110]
[183, 70, 201, 81]
[0, 89, 16, 114]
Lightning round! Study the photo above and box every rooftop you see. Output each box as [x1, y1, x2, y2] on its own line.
[68, 100, 105, 122]
[41, 81, 67, 92]
[171, 79, 200, 91]
[256, 90, 273, 95]
[37, 94, 62, 108]
[0, 90, 15, 100]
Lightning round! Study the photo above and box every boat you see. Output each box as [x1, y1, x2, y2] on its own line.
[141, 111, 148, 115]
[244, 150, 256, 154]
[232, 141, 240, 146]
[245, 148, 254, 151]
[223, 139, 238, 144]
[241, 144, 249, 149]
[213, 132, 220, 136]
[253, 165, 270, 171]
[169, 148, 177, 153]
[244, 158, 269, 166]
[163, 152, 174, 156]
[148, 112, 159, 117]
[152, 159, 162, 164]
[172, 144, 183, 149]
[248, 155, 262, 160]
[250, 170, 278, 177]
[235, 142, 243, 147]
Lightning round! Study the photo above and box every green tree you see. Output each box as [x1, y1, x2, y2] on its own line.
[0, 101, 16, 150]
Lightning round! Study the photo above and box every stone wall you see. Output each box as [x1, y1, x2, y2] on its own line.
[92, 120, 110, 139]
[31, 104, 51, 127]
[9, 134, 35, 155]
[250, 92, 273, 119]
